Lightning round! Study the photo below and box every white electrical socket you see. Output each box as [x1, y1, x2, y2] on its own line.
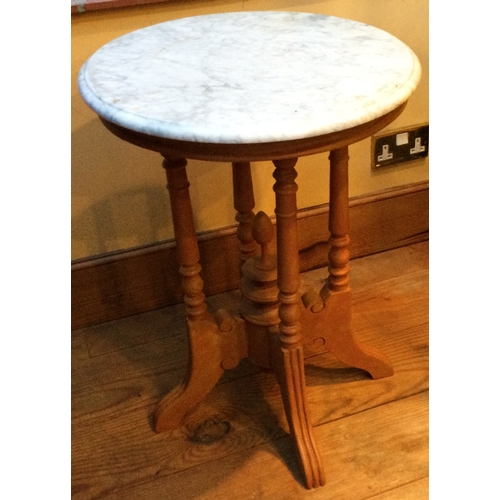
[377, 144, 393, 162]
[410, 137, 426, 154]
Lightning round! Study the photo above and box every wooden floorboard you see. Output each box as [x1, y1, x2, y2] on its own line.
[74, 393, 427, 500]
[72, 241, 429, 499]
[365, 477, 429, 500]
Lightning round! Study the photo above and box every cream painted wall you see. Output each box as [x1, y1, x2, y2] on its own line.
[72, 0, 428, 260]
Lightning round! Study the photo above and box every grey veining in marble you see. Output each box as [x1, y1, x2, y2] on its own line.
[78, 11, 421, 144]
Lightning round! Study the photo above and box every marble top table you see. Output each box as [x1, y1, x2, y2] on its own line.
[78, 11, 421, 491]
[79, 11, 420, 158]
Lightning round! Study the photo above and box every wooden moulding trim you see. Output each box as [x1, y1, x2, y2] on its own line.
[298, 180, 428, 218]
[71, 180, 428, 330]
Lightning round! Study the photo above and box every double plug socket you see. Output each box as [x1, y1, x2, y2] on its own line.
[372, 124, 429, 168]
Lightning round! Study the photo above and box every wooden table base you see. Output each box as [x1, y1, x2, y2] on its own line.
[153, 147, 393, 489]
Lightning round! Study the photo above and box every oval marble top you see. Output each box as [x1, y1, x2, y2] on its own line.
[78, 11, 421, 145]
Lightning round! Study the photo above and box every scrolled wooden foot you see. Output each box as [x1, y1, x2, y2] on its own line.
[154, 319, 222, 432]
[271, 330, 326, 488]
[154, 315, 248, 432]
[304, 292, 394, 379]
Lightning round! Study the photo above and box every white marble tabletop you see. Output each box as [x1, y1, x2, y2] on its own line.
[78, 11, 421, 144]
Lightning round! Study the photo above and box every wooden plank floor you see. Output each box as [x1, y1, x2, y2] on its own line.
[72, 241, 429, 499]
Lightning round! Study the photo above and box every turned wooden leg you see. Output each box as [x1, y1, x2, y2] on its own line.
[232, 162, 258, 268]
[163, 157, 208, 322]
[154, 156, 242, 432]
[318, 147, 393, 379]
[272, 158, 325, 489]
[322, 147, 350, 297]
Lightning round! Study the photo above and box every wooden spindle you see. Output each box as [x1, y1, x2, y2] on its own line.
[232, 162, 258, 268]
[163, 156, 207, 321]
[322, 147, 350, 299]
[272, 159, 302, 346]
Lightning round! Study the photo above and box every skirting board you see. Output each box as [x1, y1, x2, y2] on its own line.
[72, 181, 428, 330]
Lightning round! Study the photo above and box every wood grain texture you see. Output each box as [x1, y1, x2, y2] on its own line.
[72, 394, 428, 500]
[72, 182, 428, 330]
[365, 477, 429, 499]
[72, 242, 428, 499]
